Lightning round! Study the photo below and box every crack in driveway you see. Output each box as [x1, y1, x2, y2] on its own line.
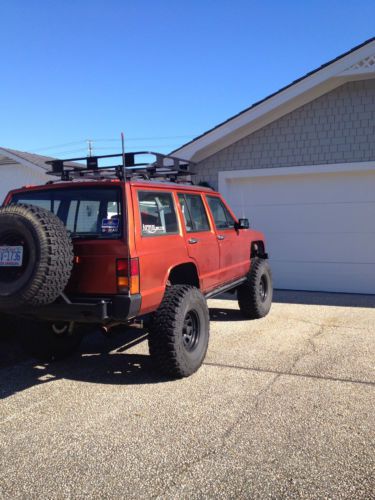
[203, 362, 375, 388]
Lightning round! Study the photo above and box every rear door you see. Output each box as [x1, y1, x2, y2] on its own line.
[134, 188, 189, 313]
[177, 192, 220, 291]
[205, 195, 250, 283]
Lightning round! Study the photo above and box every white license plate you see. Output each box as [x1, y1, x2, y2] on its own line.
[0, 246, 24, 267]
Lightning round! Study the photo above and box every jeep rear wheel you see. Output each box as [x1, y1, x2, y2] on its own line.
[0, 313, 16, 340]
[237, 258, 273, 319]
[0, 204, 73, 309]
[19, 319, 85, 361]
[148, 285, 210, 378]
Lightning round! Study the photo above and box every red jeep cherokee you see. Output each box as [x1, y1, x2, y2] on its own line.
[0, 152, 272, 378]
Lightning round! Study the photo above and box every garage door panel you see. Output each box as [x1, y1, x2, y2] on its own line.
[222, 168, 375, 294]
[266, 232, 375, 263]
[273, 261, 375, 294]
[228, 172, 375, 203]
[229, 202, 375, 234]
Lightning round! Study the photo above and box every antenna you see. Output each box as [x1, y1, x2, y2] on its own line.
[87, 139, 93, 157]
[121, 132, 126, 179]
[121, 131, 131, 292]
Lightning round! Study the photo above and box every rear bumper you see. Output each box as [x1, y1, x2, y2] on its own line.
[21, 294, 142, 324]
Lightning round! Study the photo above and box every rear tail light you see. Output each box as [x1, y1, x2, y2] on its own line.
[116, 258, 140, 294]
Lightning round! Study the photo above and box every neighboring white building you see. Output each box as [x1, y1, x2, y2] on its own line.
[0, 147, 51, 203]
[174, 38, 375, 294]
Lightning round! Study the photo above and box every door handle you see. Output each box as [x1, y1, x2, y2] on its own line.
[217, 235, 225, 240]
[188, 238, 199, 244]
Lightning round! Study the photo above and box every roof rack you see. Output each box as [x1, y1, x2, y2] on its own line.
[45, 151, 195, 183]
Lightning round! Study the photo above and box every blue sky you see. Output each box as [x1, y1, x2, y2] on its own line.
[1, 0, 374, 158]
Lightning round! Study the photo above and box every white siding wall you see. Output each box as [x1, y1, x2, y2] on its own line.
[0, 164, 49, 204]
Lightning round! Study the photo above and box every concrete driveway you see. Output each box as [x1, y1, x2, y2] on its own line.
[0, 292, 374, 499]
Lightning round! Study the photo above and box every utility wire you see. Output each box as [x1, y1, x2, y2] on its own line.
[42, 144, 184, 157]
[90, 135, 197, 142]
[31, 135, 197, 153]
[49, 148, 87, 156]
[31, 141, 88, 152]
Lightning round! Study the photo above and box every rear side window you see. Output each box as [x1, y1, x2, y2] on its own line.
[207, 196, 236, 229]
[178, 194, 210, 232]
[138, 191, 178, 236]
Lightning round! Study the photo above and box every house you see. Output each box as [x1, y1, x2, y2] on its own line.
[0, 147, 51, 203]
[174, 38, 375, 294]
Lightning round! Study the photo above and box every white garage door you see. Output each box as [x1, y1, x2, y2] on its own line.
[220, 164, 375, 294]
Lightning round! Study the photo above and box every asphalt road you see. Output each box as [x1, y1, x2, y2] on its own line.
[0, 291, 374, 499]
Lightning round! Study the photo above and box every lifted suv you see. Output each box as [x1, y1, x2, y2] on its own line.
[0, 151, 272, 377]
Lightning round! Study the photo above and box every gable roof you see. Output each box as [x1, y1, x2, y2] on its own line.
[173, 37, 375, 163]
[0, 147, 54, 172]
[0, 147, 82, 173]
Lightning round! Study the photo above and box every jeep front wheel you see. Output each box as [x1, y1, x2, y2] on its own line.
[237, 258, 273, 319]
[148, 285, 210, 378]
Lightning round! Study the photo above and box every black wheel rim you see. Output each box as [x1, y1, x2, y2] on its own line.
[259, 275, 269, 302]
[182, 310, 200, 352]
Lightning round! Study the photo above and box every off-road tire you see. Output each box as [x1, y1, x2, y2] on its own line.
[19, 319, 85, 361]
[0, 204, 73, 308]
[0, 313, 16, 340]
[237, 258, 273, 319]
[148, 285, 210, 378]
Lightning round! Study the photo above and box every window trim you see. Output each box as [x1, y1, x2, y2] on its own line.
[137, 189, 180, 238]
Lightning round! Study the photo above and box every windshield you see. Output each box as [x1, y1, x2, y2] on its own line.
[10, 187, 123, 239]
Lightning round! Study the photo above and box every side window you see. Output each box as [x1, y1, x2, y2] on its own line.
[138, 191, 178, 236]
[178, 194, 210, 232]
[178, 194, 193, 232]
[207, 196, 236, 229]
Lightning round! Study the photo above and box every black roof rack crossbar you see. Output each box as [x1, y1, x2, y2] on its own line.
[45, 151, 195, 182]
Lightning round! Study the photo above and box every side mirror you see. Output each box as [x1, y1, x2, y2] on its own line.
[235, 218, 250, 230]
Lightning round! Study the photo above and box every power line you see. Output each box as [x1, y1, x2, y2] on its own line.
[31, 135, 198, 153]
[50, 148, 87, 156]
[31, 141, 87, 153]
[91, 135, 197, 142]
[40, 144, 184, 158]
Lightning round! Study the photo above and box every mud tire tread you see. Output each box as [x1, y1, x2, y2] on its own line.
[0, 204, 73, 307]
[148, 285, 209, 378]
[237, 257, 273, 319]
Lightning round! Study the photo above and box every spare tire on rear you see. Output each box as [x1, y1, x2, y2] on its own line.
[0, 204, 73, 309]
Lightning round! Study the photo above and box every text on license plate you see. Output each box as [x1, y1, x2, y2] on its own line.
[0, 246, 24, 267]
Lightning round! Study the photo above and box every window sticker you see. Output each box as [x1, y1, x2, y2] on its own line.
[142, 224, 165, 234]
[101, 217, 120, 233]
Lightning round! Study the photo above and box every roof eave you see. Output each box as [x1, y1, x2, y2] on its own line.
[174, 38, 375, 163]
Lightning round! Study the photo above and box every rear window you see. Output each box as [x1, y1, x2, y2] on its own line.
[10, 187, 123, 239]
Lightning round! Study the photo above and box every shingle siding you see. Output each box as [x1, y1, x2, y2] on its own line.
[195, 79, 375, 189]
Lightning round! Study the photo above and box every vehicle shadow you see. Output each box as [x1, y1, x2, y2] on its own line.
[0, 326, 170, 400]
[213, 290, 375, 308]
[0, 298, 251, 400]
[209, 308, 244, 322]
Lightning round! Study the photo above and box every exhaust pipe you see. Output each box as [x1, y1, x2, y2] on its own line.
[100, 321, 122, 335]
